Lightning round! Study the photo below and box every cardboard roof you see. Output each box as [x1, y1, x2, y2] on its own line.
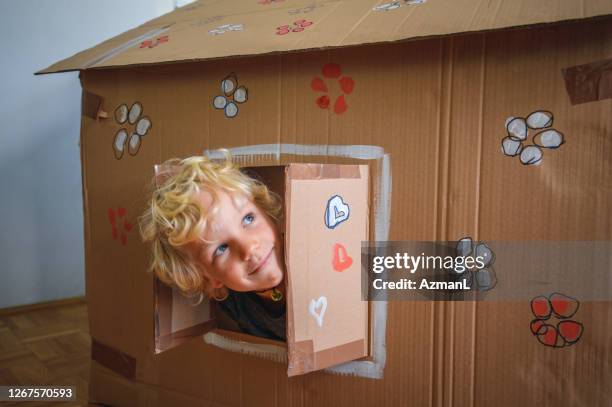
[38, 0, 612, 74]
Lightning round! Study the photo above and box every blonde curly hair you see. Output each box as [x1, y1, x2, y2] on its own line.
[139, 150, 282, 303]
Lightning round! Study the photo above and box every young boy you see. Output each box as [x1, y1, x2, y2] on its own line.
[139, 151, 287, 340]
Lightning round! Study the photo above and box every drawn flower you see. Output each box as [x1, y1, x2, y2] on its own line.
[530, 293, 583, 348]
[453, 237, 497, 291]
[139, 35, 169, 49]
[209, 23, 244, 35]
[113, 102, 152, 159]
[212, 73, 248, 118]
[373, 0, 426, 12]
[276, 19, 313, 35]
[502, 110, 565, 166]
[107, 207, 133, 246]
[311, 63, 355, 115]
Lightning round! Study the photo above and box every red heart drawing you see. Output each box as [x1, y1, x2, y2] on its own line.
[118, 207, 127, 218]
[332, 243, 353, 272]
[549, 292, 579, 318]
[530, 295, 551, 319]
[557, 320, 583, 344]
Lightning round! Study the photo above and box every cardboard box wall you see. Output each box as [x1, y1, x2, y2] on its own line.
[41, 3, 612, 406]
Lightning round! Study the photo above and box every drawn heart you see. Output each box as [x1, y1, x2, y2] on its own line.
[332, 243, 353, 272]
[325, 195, 350, 229]
[557, 320, 583, 344]
[549, 292, 579, 318]
[530, 296, 551, 319]
[123, 220, 133, 232]
[309, 296, 327, 328]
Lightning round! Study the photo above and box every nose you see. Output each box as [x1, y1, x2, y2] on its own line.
[239, 236, 259, 261]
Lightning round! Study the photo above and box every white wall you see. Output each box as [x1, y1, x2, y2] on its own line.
[0, 0, 183, 308]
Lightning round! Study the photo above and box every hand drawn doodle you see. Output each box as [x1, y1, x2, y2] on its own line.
[332, 243, 353, 272]
[113, 102, 152, 159]
[276, 19, 313, 35]
[139, 35, 169, 49]
[373, 0, 426, 12]
[107, 207, 134, 246]
[209, 23, 244, 35]
[453, 237, 497, 291]
[502, 110, 566, 166]
[212, 73, 248, 118]
[324, 194, 350, 229]
[311, 63, 355, 114]
[309, 296, 328, 327]
[529, 292, 583, 348]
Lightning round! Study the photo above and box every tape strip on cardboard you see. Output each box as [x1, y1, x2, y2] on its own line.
[287, 163, 362, 180]
[91, 339, 137, 380]
[288, 339, 366, 376]
[562, 58, 612, 105]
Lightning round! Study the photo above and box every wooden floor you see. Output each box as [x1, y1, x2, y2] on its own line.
[0, 299, 90, 406]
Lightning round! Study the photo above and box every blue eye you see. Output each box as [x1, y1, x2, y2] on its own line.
[213, 243, 228, 257]
[243, 213, 255, 225]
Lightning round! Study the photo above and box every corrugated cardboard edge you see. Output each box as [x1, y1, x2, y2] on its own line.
[562, 57, 612, 105]
[205, 143, 390, 379]
[203, 329, 287, 363]
[288, 339, 366, 377]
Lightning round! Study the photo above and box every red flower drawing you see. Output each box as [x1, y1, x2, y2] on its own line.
[108, 207, 134, 246]
[529, 292, 583, 348]
[140, 35, 169, 49]
[276, 19, 314, 35]
[311, 63, 355, 115]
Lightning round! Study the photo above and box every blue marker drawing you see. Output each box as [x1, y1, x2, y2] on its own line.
[325, 195, 350, 229]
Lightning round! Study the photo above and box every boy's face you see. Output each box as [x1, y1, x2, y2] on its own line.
[185, 188, 285, 293]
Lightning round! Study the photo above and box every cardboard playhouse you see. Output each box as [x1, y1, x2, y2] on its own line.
[38, 0, 612, 405]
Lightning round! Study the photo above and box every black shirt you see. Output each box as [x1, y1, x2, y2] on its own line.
[218, 290, 286, 341]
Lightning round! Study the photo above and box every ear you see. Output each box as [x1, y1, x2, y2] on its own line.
[209, 278, 224, 289]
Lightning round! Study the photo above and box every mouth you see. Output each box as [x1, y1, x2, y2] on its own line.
[249, 248, 273, 276]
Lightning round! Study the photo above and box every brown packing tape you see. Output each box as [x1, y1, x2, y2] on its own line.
[562, 58, 612, 105]
[82, 90, 104, 119]
[91, 338, 137, 380]
[288, 339, 366, 376]
[156, 320, 217, 353]
[288, 338, 314, 375]
[287, 163, 362, 180]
